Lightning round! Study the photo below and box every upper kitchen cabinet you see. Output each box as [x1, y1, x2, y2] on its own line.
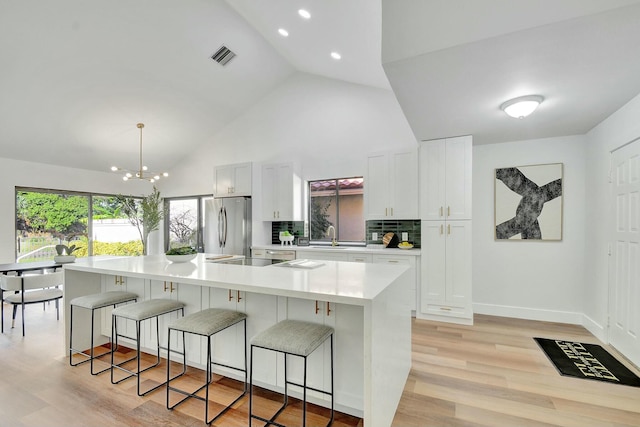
[261, 162, 303, 221]
[419, 136, 472, 221]
[365, 149, 418, 220]
[214, 162, 252, 198]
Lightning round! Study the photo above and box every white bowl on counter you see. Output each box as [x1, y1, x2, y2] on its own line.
[166, 253, 197, 263]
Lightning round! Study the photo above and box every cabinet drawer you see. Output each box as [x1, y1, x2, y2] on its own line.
[422, 303, 468, 318]
[348, 254, 372, 263]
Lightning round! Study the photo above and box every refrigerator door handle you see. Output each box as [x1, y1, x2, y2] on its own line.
[223, 206, 228, 248]
[217, 207, 224, 248]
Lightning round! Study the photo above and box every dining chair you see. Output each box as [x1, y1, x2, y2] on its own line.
[1, 271, 64, 336]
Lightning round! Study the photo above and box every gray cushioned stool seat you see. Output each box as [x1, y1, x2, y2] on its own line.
[112, 298, 185, 321]
[251, 319, 334, 357]
[70, 291, 138, 310]
[169, 308, 246, 336]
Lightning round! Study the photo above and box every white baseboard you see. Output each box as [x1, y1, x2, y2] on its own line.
[473, 303, 583, 325]
[582, 313, 607, 342]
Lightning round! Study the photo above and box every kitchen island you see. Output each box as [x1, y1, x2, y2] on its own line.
[63, 254, 412, 427]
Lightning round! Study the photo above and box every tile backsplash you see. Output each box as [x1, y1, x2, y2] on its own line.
[366, 220, 421, 247]
[271, 219, 421, 247]
[271, 221, 306, 244]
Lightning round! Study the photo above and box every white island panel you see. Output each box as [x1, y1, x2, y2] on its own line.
[63, 255, 412, 427]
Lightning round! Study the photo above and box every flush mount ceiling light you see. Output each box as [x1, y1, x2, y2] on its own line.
[111, 123, 168, 183]
[298, 9, 311, 19]
[500, 95, 544, 119]
[330, 51, 341, 60]
[278, 28, 289, 37]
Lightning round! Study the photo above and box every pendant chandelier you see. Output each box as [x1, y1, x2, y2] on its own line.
[110, 123, 168, 182]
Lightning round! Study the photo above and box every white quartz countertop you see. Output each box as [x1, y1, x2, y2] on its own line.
[252, 244, 421, 256]
[64, 254, 410, 306]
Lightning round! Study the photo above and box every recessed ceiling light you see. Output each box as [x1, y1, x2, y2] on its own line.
[331, 52, 341, 60]
[278, 28, 289, 37]
[298, 9, 311, 19]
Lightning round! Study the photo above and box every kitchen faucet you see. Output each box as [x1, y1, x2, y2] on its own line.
[327, 225, 337, 246]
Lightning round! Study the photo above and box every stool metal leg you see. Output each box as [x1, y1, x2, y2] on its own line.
[69, 300, 137, 375]
[168, 318, 247, 425]
[249, 332, 335, 427]
[111, 308, 187, 397]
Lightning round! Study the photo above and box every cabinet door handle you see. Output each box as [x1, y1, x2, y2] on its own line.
[385, 207, 388, 216]
[439, 206, 443, 217]
[228, 289, 233, 301]
[315, 300, 320, 315]
[388, 260, 399, 263]
[440, 307, 452, 311]
[236, 290, 242, 302]
[447, 206, 451, 217]
[164, 281, 175, 293]
[390, 207, 394, 216]
[440, 224, 444, 235]
[447, 224, 451, 235]
[326, 301, 331, 316]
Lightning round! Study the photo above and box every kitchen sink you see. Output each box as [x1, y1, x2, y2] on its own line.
[309, 246, 349, 249]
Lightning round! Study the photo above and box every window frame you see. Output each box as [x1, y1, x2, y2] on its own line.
[307, 176, 364, 246]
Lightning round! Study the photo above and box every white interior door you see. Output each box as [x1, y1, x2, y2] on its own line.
[609, 140, 640, 368]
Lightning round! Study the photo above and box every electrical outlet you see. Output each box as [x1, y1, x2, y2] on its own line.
[372, 232, 378, 240]
[402, 232, 408, 241]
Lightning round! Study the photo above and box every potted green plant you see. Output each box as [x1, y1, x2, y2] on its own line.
[165, 245, 197, 263]
[116, 186, 165, 255]
[54, 244, 78, 263]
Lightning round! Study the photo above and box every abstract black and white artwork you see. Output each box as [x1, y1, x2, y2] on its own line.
[495, 163, 563, 240]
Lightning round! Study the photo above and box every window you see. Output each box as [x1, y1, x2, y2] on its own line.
[308, 177, 364, 244]
[15, 188, 142, 262]
[164, 196, 205, 251]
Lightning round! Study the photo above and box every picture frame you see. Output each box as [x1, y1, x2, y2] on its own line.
[494, 163, 563, 241]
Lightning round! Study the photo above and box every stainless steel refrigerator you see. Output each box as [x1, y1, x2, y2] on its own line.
[204, 197, 252, 257]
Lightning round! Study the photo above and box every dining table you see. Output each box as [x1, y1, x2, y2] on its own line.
[0, 260, 63, 276]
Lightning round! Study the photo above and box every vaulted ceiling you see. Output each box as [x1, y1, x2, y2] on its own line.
[1, 1, 639, 175]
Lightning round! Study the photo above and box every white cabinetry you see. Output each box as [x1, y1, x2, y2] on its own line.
[373, 254, 417, 311]
[420, 221, 472, 321]
[284, 298, 363, 410]
[419, 135, 472, 324]
[208, 288, 278, 384]
[148, 280, 204, 364]
[214, 162, 252, 197]
[100, 275, 145, 338]
[297, 250, 348, 262]
[420, 136, 472, 220]
[261, 162, 302, 221]
[365, 149, 418, 220]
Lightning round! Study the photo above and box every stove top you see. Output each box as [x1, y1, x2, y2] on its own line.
[216, 258, 283, 267]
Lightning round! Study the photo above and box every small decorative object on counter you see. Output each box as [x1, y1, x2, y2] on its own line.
[165, 246, 197, 263]
[279, 231, 295, 246]
[382, 232, 399, 248]
[54, 244, 78, 263]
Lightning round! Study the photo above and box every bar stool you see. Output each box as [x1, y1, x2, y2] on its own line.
[110, 299, 186, 396]
[69, 290, 138, 375]
[166, 308, 248, 424]
[249, 319, 335, 427]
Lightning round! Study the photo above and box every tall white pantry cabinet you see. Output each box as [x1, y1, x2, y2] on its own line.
[418, 136, 473, 324]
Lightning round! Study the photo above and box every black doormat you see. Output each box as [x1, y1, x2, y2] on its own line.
[534, 338, 640, 387]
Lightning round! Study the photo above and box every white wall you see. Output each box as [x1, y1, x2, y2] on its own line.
[0, 157, 151, 263]
[160, 71, 417, 245]
[583, 92, 640, 339]
[472, 135, 587, 324]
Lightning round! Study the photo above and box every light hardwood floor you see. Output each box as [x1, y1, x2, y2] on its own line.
[1, 303, 639, 426]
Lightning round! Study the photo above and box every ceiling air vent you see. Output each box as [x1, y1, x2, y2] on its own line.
[211, 46, 236, 66]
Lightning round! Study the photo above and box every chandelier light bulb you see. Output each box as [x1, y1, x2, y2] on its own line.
[110, 123, 168, 183]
